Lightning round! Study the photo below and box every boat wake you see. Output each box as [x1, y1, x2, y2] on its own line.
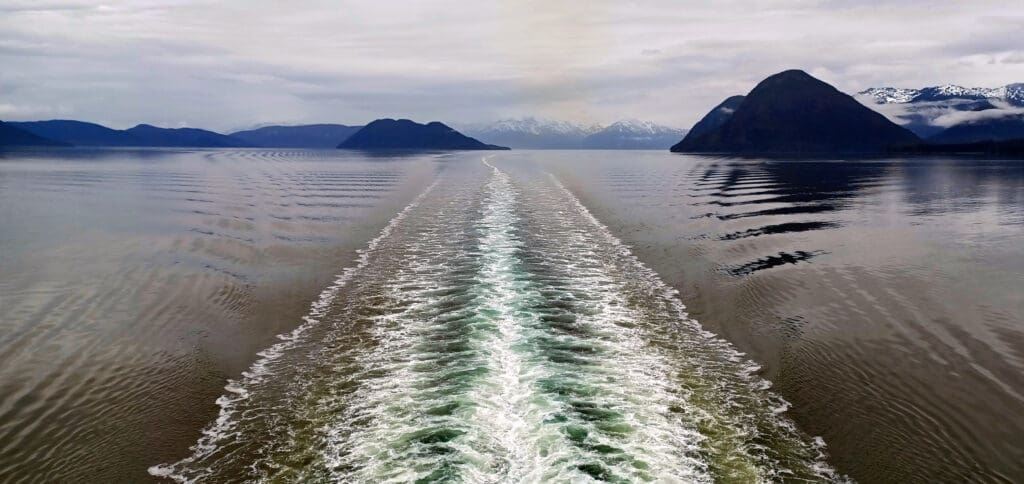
[152, 156, 843, 482]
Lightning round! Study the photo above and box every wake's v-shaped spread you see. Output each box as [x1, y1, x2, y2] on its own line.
[154, 158, 839, 482]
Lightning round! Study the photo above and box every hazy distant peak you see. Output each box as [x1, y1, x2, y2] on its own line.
[462, 117, 685, 149]
[469, 117, 602, 136]
[604, 119, 678, 134]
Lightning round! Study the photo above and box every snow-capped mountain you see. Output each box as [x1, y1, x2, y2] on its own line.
[856, 83, 1024, 138]
[581, 119, 687, 149]
[461, 117, 686, 149]
[860, 84, 1024, 105]
[471, 117, 602, 137]
[460, 117, 599, 149]
[858, 87, 920, 104]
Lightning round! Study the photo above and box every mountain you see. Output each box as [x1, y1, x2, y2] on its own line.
[890, 138, 1024, 156]
[685, 95, 745, 139]
[857, 83, 1024, 138]
[581, 120, 686, 149]
[0, 121, 70, 147]
[672, 70, 919, 154]
[860, 84, 1024, 106]
[7, 119, 254, 147]
[10, 120, 140, 146]
[461, 117, 599, 149]
[229, 124, 362, 148]
[462, 117, 686, 149]
[124, 124, 252, 148]
[928, 114, 1024, 144]
[338, 119, 509, 150]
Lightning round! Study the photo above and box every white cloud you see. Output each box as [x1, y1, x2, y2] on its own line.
[931, 102, 1024, 128]
[0, 102, 70, 117]
[0, 0, 1022, 130]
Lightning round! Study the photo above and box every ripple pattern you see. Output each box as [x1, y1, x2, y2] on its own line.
[152, 157, 840, 482]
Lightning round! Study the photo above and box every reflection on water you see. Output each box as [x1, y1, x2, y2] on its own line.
[539, 152, 1024, 483]
[0, 148, 438, 482]
[1, 148, 1022, 482]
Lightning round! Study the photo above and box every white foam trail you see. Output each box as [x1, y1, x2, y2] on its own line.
[150, 155, 846, 482]
[319, 173, 487, 481]
[321, 160, 532, 481]
[148, 179, 439, 483]
[547, 172, 845, 482]
[462, 160, 544, 481]
[467, 159, 711, 482]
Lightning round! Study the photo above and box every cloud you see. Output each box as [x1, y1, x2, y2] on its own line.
[0, 102, 70, 117]
[999, 51, 1024, 64]
[0, 0, 1022, 130]
[854, 95, 1024, 131]
[931, 102, 1024, 128]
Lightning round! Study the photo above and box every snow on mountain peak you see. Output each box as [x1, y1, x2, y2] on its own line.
[466, 118, 682, 136]
[460, 117, 686, 149]
[473, 117, 599, 136]
[859, 83, 1024, 106]
[859, 87, 919, 104]
[605, 119, 684, 135]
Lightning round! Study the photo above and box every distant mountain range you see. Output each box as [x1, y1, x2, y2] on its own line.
[462, 118, 597, 149]
[859, 84, 1024, 106]
[123, 124, 250, 147]
[0, 119, 507, 150]
[9, 120, 139, 146]
[338, 119, 508, 150]
[672, 70, 919, 154]
[0, 121, 70, 147]
[581, 120, 688, 149]
[6, 120, 252, 147]
[230, 124, 363, 148]
[461, 118, 686, 149]
[856, 84, 1024, 142]
[6, 82, 1023, 153]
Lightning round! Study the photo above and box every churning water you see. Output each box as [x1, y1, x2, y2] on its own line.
[150, 157, 839, 482]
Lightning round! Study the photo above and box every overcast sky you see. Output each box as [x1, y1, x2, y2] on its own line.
[1, 0, 1022, 131]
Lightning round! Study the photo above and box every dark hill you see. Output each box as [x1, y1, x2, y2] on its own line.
[230, 124, 362, 148]
[10, 120, 139, 146]
[684, 95, 745, 139]
[124, 124, 252, 148]
[0, 121, 70, 147]
[929, 115, 1024, 144]
[672, 70, 919, 154]
[890, 138, 1024, 157]
[338, 119, 509, 150]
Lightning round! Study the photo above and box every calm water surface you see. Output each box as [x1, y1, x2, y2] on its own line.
[0, 149, 1021, 483]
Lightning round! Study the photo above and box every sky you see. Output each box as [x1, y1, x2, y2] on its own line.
[1, 0, 1023, 132]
